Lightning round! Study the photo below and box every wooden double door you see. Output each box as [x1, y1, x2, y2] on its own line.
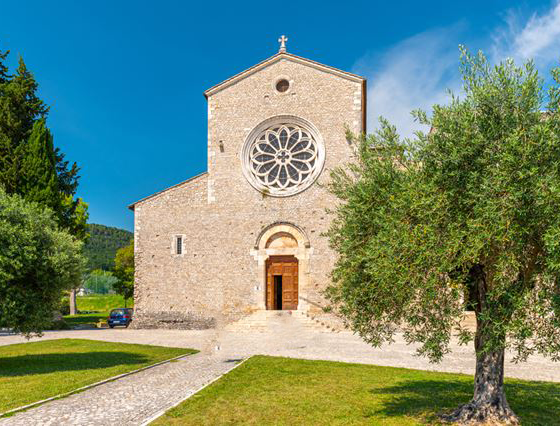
[266, 256, 298, 310]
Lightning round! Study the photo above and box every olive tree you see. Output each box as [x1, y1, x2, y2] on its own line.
[326, 48, 560, 424]
[0, 188, 85, 335]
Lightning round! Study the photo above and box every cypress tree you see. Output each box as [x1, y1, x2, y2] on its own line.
[0, 47, 9, 83]
[0, 44, 88, 238]
[0, 56, 48, 194]
[20, 119, 61, 213]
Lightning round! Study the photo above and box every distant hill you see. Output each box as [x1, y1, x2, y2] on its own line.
[83, 224, 133, 271]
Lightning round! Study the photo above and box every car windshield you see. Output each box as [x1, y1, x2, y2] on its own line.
[111, 309, 126, 315]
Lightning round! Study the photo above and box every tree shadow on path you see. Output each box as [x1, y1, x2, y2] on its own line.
[368, 377, 560, 425]
[0, 352, 149, 377]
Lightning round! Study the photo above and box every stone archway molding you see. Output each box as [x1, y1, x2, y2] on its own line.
[254, 221, 311, 250]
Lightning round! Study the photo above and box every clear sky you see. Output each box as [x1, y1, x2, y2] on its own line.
[2, 1, 559, 230]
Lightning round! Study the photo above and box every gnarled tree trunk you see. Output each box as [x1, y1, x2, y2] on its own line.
[443, 265, 519, 424]
[443, 337, 518, 424]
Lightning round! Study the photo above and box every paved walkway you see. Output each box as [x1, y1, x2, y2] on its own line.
[1, 313, 559, 425]
[0, 353, 237, 426]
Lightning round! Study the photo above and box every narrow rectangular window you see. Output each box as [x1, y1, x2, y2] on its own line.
[176, 236, 182, 255]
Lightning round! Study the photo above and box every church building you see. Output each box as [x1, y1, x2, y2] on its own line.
[128, 37, 366, 329]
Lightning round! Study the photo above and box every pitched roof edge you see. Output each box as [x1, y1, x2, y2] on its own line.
[128, 171, 208, 211]
[203, 52, 365, 99]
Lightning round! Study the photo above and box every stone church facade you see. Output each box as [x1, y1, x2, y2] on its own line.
[129, 39, 366, 329]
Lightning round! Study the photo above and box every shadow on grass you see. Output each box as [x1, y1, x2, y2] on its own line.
[0, 352, 149, 377]
[368, 378, 560, 425]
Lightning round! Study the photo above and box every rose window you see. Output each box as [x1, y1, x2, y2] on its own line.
[243, 120, 324, 196]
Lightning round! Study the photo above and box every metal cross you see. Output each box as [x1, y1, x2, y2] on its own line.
[278, 35, 288, 53]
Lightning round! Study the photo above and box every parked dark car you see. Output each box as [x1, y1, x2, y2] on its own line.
[108, 308, 133, 328]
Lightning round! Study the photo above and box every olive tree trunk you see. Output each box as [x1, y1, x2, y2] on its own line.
[442, 318, 518, 424]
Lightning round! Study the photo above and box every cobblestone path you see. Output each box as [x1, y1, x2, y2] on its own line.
[0, 353, 240, 426]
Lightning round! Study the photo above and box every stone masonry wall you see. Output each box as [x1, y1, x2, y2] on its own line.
[132, 56, 364, 329]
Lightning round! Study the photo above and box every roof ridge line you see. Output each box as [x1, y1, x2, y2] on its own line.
[128, 171, 208, 210]
[203, 52, 365, 99]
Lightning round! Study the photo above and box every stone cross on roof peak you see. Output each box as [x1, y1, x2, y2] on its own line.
[278, 35, 288, 53]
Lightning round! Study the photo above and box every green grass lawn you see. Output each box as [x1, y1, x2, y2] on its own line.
[63, 294, 134, 327]
[0, 339, 194, 414]
[154, 356, 560, 426]
[76, 294, 133, 312]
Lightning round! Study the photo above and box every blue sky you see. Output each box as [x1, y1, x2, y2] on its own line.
[2, 1, 559, 231]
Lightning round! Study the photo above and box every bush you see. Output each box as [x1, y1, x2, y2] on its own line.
[0, 189, 85, 336]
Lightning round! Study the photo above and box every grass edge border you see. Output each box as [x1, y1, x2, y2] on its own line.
[0, 351, 195, 418]
[140, 355, 252, 426]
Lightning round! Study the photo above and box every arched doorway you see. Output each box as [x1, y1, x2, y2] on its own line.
[251, 222, 312, 312]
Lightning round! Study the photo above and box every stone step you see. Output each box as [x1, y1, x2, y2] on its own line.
[226, 310, 477, 333]
[224, 310, 333, 333]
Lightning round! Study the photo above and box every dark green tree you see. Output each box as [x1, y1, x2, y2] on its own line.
[20, 119, 60, 211]
[0, 56, 48, 143]
[0, 56, 49, 193]
[113, 241, 134, 301]
[327, 49, 560, 424]
[0, 43, 87, 238]
[55, 147, 87, 239]
[0, 47, 9, 83]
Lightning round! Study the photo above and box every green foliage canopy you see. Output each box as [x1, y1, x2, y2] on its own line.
[328, 49, 560, 362]
[327, 48, 560, 421]
[113, 241, 134, 300]
[0, 189, 85, 335]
